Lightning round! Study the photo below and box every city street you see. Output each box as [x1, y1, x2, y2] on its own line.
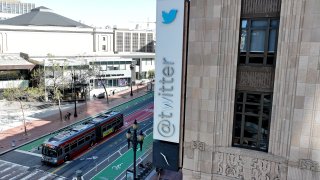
[0, 92, 154, 179]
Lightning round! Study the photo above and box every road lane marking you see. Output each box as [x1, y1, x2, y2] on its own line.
[0, 93, 153, 179]
[82, 146, 126, 177]
[0, 159, 29, 169]
[124, 102, 154, 117]
[76, 119, 153, 170]
[112, 163, 123, 170]
[90, 133, 153, 180]
[14, 149, 42, 157]
[21, 100, 152, 157]
[84, 127, 153, 179]
[114, 146, 153, 180]
[50, 161, 69, 174]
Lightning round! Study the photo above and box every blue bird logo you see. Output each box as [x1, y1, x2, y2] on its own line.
[162, 9, 178, 24]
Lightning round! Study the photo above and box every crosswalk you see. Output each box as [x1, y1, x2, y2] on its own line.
[0, 160, 64, 180]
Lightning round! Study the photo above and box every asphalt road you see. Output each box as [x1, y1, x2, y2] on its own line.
[0, 93, 154, 180]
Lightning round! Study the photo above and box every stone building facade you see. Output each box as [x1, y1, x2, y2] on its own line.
[182, 0, 320, 179]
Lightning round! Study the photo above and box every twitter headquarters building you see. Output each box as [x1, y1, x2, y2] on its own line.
[153, 0, 320, 179]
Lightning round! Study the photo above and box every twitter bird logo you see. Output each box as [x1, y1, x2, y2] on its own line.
[162, 9, 178, 24]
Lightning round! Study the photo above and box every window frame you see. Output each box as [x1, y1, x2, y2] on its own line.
[232, 91, 272, 152]
[238, 18, 279, 66]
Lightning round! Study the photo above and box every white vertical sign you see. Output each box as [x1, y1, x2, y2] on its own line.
[153, 0, 185, 143]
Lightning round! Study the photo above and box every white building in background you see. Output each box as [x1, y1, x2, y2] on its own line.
[114, 29, 155, 53]
[0, 25, 94, 55]
[0, 6, 155, 95]
[0, 0, 35, 20]
[28, 53, 154, 97]
[94, 28, 114, 53]
[0, 6, 99, 55]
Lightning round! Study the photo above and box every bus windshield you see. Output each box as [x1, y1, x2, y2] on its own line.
[42, 146, 58, 157]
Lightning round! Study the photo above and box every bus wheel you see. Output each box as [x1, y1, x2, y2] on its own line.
[64, 155, 69, 162]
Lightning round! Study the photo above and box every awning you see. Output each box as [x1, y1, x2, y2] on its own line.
[0, 54, 35, 70]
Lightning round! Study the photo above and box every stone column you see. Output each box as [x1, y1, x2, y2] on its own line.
[183, 0, 241, 179]
[270, 0, 320, 179]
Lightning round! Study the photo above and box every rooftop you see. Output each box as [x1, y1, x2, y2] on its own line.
[47, 123, 95, 146]
[0, 6, 91, 28]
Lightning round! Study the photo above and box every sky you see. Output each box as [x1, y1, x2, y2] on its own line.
[26, 0, 156, 29]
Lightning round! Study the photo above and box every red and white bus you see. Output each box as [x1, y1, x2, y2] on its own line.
[41, 111, 123, 165]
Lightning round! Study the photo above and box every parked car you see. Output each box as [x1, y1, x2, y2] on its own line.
[97, 93, 105, 99]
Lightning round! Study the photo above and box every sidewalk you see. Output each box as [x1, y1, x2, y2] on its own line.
[0, 85, 151, 154]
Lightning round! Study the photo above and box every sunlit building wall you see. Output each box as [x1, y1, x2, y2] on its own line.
[182, 0, 320, 179]
[0, 25, 94, 55]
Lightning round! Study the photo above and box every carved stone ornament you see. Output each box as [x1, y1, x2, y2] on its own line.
[191, 140, 205, 151]
[251, 158, 281, 180]
[216, 152, 244, 179]
[299, 159, 320, 171]
[215, 151, 283, 179]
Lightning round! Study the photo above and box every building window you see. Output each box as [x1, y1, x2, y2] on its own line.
[239, 19, 279, 66]
[116, 32, 124, 52]
[103, 37, 106, 41]
[107, 61, 113, 71]
[147, 33, 154, 52]
[232, 91, 272, 152]
[102, 45, 106, 50]
[139, 33, 146, 52]
[119, 61, 126, 70]
[113, 61, 120, 70]
[132, 33, 139, 52]
[124, 33, 131, 52]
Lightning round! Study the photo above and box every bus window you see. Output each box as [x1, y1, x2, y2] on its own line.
[78, 138, 85, 145]
[102, 127, 106, 132]
[71, 142, 77, 150]
[58, 148, 62, 156]
[107, 125, 111, 129]
[85, 136, 90, 141]
[42, 147, 58, 157]
[91, 134, 95, 139]
[64, 146, 70, 153]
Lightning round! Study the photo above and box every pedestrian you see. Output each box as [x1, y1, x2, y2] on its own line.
[11, 140, 15, 147]
[65, 112, 71, 120]
[112, 90, 115, 96]
[67, 112, 71, 120]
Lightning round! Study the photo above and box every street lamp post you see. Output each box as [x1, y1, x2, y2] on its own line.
[130, 80, 133, 96]
[43, 59, 48, 102]
[130, 64, 134, 96]
[72, 73, 78, 118]
[126, 120, 144, 180]
[150, 81, 153, 92]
